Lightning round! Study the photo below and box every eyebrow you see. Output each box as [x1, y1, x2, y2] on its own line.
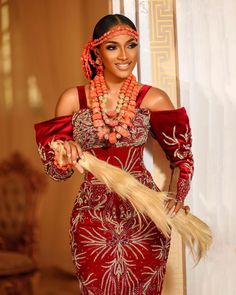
[104, 38, 137, 45]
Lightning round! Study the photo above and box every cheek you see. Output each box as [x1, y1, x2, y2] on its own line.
[131, 49, 138, 60]
[102, 54, 116, 62]
[100, 52, 117, 67]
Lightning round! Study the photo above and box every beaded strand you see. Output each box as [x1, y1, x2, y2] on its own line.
[81, 25, 139, 80]
[90, 73, 139, 144]
[81, 24, 140, 144]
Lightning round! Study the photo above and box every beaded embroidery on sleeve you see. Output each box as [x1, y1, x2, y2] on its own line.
[34, 115, 74, 181]
[38, 142, 73, 181]
[162, 124, 194, 202]
[150, 108, 194, 202]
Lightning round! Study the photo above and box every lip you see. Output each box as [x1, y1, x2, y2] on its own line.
[115, 62, 131, 71]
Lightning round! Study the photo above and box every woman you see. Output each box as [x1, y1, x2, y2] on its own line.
[35, 14, 194, 295]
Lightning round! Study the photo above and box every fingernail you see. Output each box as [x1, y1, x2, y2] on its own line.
[80, 154, 85, 160]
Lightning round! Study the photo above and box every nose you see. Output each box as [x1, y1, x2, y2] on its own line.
[118, 47, 128, 60]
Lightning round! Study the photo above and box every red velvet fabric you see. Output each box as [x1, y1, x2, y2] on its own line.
[34, 115, 74, 181]
[150, 107, 194, 202]
[35, 115, 73, 146]
[34, 87, 194, 294]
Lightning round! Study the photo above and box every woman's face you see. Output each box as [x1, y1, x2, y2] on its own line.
[97, 32, 138, 81]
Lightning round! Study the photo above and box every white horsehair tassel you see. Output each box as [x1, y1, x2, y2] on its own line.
[50, 140, 212, 264]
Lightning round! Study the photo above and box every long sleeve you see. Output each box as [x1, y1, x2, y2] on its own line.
[34, 115, 74, 181]
[150, 107, 194, 202]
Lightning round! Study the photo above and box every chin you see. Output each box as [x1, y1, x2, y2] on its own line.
[118, 73, 132, 79]
[115, 70, 134, 80]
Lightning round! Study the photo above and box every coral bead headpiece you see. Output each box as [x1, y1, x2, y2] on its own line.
[81, 25, 139, 80]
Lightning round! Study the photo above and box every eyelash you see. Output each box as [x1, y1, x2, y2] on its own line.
[106, 42, 138, 51]
[128, 42, 138, 49]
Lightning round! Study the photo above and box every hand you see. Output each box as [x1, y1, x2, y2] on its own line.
[54, 140, 84, 173]
[165, 199, 190, 218]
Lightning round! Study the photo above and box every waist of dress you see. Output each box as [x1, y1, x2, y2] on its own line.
[82, 145, 152, 183]
[86, 145, 145, 166]
[83, 164, 155, 188]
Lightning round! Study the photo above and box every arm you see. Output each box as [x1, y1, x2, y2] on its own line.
[35, 115, 75, 181]
[150, 107, 194, 201]
[143, 88, 194, 214]
[34, 87, 84, 181]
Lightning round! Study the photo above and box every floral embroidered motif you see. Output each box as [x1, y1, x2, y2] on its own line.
[70, 122, 169, 294]
[70, 179, 168, 294]
[152, 238, 170, 262]
[37, 143, 73, 181]
[162, 125, 192, 160]
[72, 108, 150, 151]
[142, 264, 166, 294]
[35, 105, 194, 294]
[161, 124, 194, 202]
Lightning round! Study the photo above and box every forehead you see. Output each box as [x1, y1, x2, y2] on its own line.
[103, 34, 136, 44]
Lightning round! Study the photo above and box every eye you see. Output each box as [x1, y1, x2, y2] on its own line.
[106, 44, 117, 50]
[127, 42, 138, 49]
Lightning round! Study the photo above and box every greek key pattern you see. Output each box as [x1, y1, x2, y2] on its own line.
[149, 0, 178, 102]
[149, 1, 185, 295]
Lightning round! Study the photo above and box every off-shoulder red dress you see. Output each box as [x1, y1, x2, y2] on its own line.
[35, 85, 194, 295]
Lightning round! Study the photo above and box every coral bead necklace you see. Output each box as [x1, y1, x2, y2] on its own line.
[90, 73, 139, 144]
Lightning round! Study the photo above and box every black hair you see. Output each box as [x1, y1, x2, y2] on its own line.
[89, 14, 137, 79]
[92, 14, 137, 40]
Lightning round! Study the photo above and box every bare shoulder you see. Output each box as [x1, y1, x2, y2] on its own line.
[55, 87, 80, 117]
[140, 86, 175, 111]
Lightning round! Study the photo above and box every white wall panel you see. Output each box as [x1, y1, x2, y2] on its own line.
[176, 1, 236, 294]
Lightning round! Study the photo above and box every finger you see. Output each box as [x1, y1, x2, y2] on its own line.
[166, 204, 176, 218]
[74, 142, 84, 159]
[165, 199, 176, 208]
[171, 202, 183, 218]
[175, 202, 183, 213]
[70, 144, 80, 164]
[63, 141, 72, 163]
[68, 140, 84, 161]
[74, 162, 84, 174]
[183, 205, 190, 215]
[165, 199, 176, 213]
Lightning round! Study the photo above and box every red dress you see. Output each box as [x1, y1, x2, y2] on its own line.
[35, 85, 194, 295]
